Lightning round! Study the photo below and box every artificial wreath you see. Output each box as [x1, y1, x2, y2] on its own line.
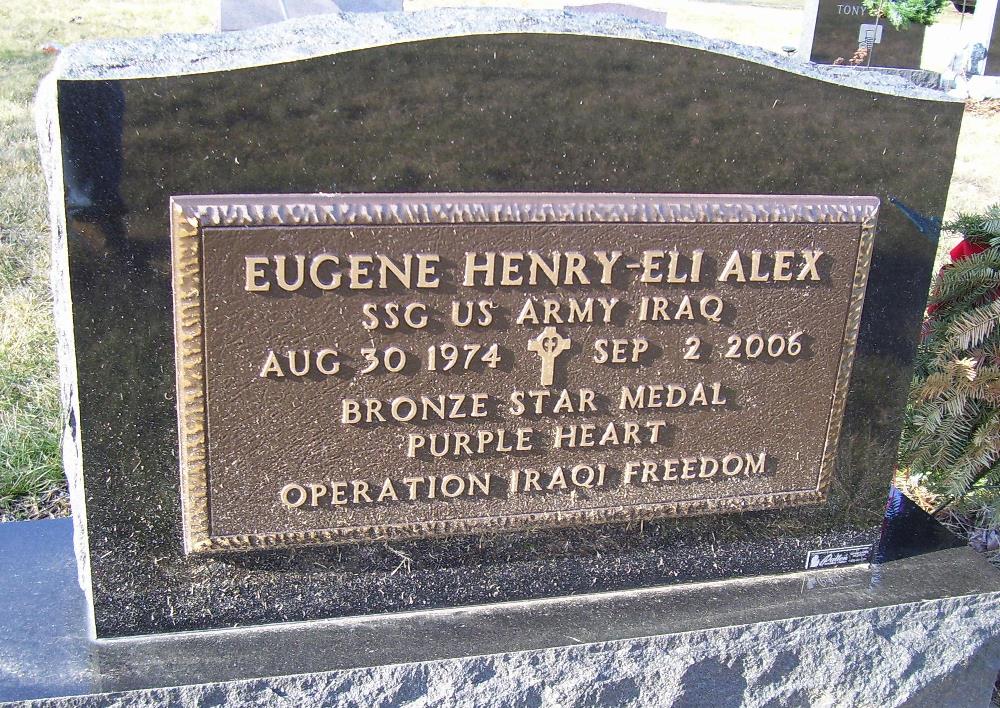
[900, 206, 1000, 520]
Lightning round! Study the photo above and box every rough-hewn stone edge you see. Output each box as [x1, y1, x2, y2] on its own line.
[44, 8, 960, 102]
[33, 74, 96, 640]
[20, 591, 1000, 707]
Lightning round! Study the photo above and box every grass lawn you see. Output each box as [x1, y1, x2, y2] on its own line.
[0, 0, 997, 520]
[0, 1, 213, 519]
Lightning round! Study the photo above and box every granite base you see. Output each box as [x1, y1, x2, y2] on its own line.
[2, 493, 999, 706]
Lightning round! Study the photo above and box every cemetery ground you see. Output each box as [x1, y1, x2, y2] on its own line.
[0, 0, 214, 520]
[0, 0, 998, 536]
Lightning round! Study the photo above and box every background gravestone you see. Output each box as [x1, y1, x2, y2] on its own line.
[219, 0, 402, 32]
[986, 0, 1000, 75]
[37, 10, 964, 640]
[802, 0, 927, 68]
[565, 3, 667, 25]
[220, 0, 668, 31]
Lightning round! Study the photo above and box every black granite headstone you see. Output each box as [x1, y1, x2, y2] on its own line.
[986, 2, 1000, 75]
[808, 0, 926, 68]
[38, 11, 964, 638]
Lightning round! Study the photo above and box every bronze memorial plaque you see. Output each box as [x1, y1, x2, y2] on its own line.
[171, 194, 877, 553]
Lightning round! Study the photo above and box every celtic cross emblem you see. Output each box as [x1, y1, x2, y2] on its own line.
[526, 327, 572, 387]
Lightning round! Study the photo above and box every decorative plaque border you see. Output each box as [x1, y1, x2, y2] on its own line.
[170, 193, 878, 553]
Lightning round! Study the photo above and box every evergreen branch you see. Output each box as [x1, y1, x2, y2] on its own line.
[945, 204, 1000, 243]
[944, 300, 1000, 351]
[928, 265, 1000, 305]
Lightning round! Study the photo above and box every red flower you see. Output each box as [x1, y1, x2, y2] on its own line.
[950, 239, 988, 262]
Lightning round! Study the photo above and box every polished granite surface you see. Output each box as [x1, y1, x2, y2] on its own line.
[44, 16, 965, 636]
